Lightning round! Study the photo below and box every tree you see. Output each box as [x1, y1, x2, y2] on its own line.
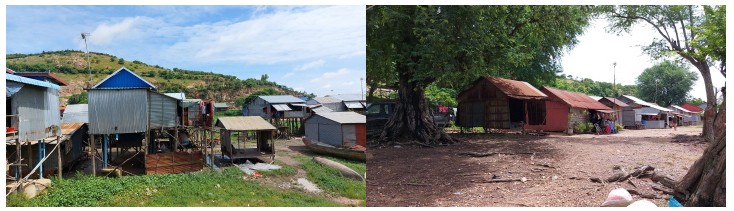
[67, 92, 88, 104]
[686, 98, 705, 106]
[606, 5, 725, 206]
[367, 5, 594, 145]
[260, 74, 269, 82]
[635, 61, 698, 107]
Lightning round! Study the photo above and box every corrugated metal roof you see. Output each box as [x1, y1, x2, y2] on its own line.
[213, 103, 228, 108]
[7, 68, 15, 74]
[589, 96, 602, 101]
[483, 77, 547, 99]
[681, 103, 704, 112]
[259, 95, 305, 103]
[216, 116, 276, 131]
[164, 92, 186, 100]
[14, 72, 68, 86]
[6, 73, 61, 90]
[601, 97, 630, 107]
[311, 105, 333, 113]
[344, 101, 364, 109]
[329, 94, 364, 102]
[61, 122, 85, 135]
[272, 104, 292, 111]
[313, 112, 365, 124]
[620, 95, 672, 112]
[671, 105, 693, 113]
[541, 87, 611, 110]
[311, 96, 342, 104]
[93, 67, 156, 89]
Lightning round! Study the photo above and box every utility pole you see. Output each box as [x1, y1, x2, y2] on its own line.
[612, 62, 617, 97]
[360, 77, 365, 100]
[81, 32, 91, 86]
[655, 78, 660, 103]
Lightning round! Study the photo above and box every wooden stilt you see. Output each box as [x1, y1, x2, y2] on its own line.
[90, 135, 96, 176]
[57, 136, 62, 179]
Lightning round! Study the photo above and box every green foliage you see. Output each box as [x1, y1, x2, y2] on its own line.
[636, 61, 698, 107]
[234, 96, 248, 108]
[425, 84, 457, 107]
[690, 6, 725, 74]
[67, 92, 88, 104]
[117, 58, 124, 65]
[7, 169, 340, 207]
[616, 123, 624, 132]
[260, 74, 269, 82]
[553, 76, 638, 98]
[573, 122, 587, 134]
[368, 6, 595, 91]
[687, 98, 705, 106]
[295, 155, 366, 200]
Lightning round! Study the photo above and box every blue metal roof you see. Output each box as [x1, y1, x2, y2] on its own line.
[93, 67, 156, 89]
[6, 73, 61, 90]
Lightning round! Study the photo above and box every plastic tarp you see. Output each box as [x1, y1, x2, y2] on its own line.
[238, 160, 281, 175]
[6, 81, 24, 97]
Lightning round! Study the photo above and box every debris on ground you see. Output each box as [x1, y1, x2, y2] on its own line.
[238, 160, 281, 175]
[601, 188, 633, 207]
[296, 178, 322, 193]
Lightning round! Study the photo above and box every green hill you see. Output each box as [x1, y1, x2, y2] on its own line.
[7, 50, 312, 105]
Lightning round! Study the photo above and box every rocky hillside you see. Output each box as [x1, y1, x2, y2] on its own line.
[7, 50, 311, 105]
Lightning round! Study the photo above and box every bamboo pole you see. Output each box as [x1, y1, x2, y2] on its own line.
[57, 136, 62, 179]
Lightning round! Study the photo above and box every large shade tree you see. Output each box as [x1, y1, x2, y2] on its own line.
[635, 61, 698, 107]
[367, 5, 594, 145]
[606, 5, 725, 206]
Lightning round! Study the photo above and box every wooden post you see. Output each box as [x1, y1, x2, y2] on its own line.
[16, 138, 21, 180]
[57, 136, 62, 179]
[90, 135, 96, 176]
[210, 127, 214, 165]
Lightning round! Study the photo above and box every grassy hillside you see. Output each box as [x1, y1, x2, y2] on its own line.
[7, 50, 312, 105]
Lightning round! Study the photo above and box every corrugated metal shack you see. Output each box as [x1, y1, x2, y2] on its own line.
[6, 72, 64, 179]
[616, 95, 672, 129]
[456, 77, 548, 131]
[679, 103, 704, 125]
[87, 67, 183, 173]
[243, 95, 307, 135]
[525, 87, 612, 133]
[304, 112, 366, 147]
[215, 116, 277, 160]
[669, 105, 694, 126]
[598, 97, 629, 126]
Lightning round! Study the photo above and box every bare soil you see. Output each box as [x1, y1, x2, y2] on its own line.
[366, 126, 706, 207]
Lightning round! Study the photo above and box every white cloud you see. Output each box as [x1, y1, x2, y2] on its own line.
[295, 59, 325, 71]
[89, 16, 157, 45]
[166, 6, 366, 64]
[310, 68, 350, 83]
[321, 84, 333, 89]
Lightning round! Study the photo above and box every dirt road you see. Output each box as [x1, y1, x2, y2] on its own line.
[367, 127, 706, 207]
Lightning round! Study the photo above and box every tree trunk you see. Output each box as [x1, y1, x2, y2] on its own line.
[377, 70, 455, 145]
[690, 62, 716, 142]
[675, 89, 725, 207]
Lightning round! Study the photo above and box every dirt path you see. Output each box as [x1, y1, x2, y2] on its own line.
[367, 127, 706, 207]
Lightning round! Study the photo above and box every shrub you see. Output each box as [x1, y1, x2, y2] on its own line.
[616, 123, 624, 132]
[573, 123, 586, 133]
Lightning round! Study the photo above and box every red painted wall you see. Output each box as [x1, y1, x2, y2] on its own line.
[526, 100, 570, 132]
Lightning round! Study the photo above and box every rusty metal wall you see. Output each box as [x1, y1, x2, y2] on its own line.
[11, 85, 49, 141]
[89, 89, 148, 134]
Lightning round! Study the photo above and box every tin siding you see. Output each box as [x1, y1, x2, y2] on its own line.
[12, 85, 48, 141]
[89, 89, 148, 134]
[246, 98, 268, 119]
[341, 124, 356, 147]
[45, 88, 61, 136]
[319, 120, 342, 146]
[305, 118, 319, 141]
[149, 92, 178, 128]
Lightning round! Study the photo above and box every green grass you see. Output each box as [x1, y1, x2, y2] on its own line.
[7, 168, 341, 207]
[294, 155, 366, 200]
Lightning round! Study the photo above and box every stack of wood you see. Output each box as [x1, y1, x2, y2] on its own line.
[145, 151, 203, 175]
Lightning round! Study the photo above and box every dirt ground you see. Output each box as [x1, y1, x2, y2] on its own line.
[366, 126, 707, 207]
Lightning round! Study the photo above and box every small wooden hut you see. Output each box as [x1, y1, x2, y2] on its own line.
[215, 116, 277, 161]
[456, 77, 548, 130]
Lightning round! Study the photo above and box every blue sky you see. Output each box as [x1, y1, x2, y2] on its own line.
[6, 5, 366, 97]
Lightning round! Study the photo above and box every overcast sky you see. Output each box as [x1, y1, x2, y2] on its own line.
[5, 5, 366, 97]
[561, 18, 725, 101]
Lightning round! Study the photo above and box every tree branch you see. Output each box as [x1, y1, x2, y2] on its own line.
[612, 14, 683, 52]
